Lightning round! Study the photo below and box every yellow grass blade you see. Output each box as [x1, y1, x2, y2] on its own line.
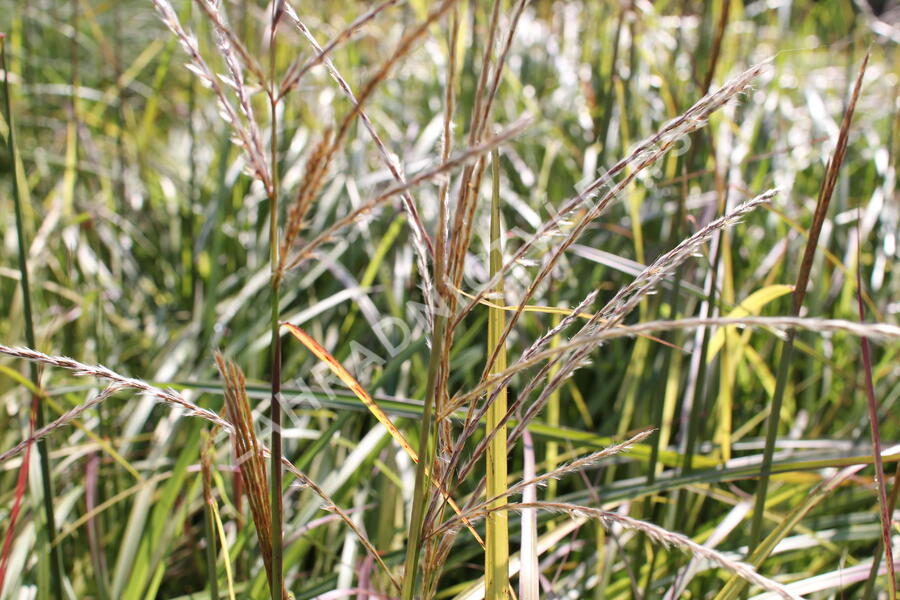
[452, 286, 683, 351]
[212, 496, 237, 600]
[707, 284, 793, 361]
[485, 149, 510, 600]
[282, 322, 485, 547]
[709, 284, 792, 462]
[283, 322, 416, 457]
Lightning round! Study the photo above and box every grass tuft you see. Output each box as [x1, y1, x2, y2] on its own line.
[1, 4, 898, 599]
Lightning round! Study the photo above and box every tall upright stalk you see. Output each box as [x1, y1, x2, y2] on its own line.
[2, 36, 66, 598]
[485, 149, 509, 600]
[267, 166, 284, 600]
[268, 3, 285, 597]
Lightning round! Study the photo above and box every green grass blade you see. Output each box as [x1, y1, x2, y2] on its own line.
[714, 462, 868, 600]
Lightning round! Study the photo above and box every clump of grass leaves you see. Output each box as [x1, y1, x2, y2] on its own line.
[1, 2, 899, 600]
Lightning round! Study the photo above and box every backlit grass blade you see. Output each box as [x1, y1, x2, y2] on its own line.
[283, 323, 417, 458]
[710, 285, 793, 463]
[211, 499, 237, 600]
[519, 431, 538, 600]
[707, 285, 794, 361]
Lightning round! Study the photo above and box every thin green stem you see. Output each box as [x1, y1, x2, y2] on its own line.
[401, 313, 446, 600]
[2, 36, 66, 598]
[268, 6, 284, 598]
[747, 334, 793, 551]
[268, 275, 283, 600]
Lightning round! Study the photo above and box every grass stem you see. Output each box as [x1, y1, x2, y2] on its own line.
[268, 5, 284, 597]
[400, 313, 445, 600]
[747, 50, 869, 576]
[1, 34, 66, 600]
[201, 433, 220, 600]
[485, 149, 509, 600]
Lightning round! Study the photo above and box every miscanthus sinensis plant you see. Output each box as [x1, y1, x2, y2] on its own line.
[1, 1, 898, 599]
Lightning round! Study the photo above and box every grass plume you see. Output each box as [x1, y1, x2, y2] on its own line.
[215, 352, 286, 600]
